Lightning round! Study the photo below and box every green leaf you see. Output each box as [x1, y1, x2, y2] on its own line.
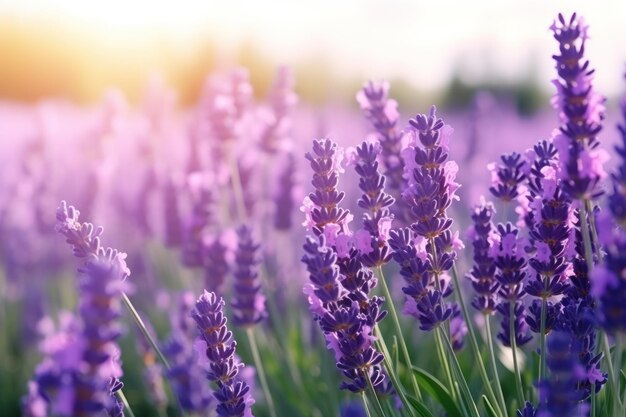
[482, 395, 499, 417]
[405, 395, 437, 417]
[412, 366, 463, 417]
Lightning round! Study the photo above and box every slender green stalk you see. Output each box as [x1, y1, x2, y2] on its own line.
[121, 293, 170, 370]
[375, 266, 422, 400]
[451, 267, 504, 417]
[246, 327, 278, 417]
[115, 389, 136, 417]
[362, 392, 374, 417]
[366, 372, 388, 417]
[614, 335, 623, 416]
[602, 333, 620, 413]
[434, 325, 457, 401]
[585, 199, 603, 261]
[374, 324, 419, 417]
[484, 314, 507, 416]
[228, 143, 248, 222]
[509, 300, 525, 408]
[579, 202, 594, 272]
[538, 290, 548, 389]
[440, 330, 481, 417]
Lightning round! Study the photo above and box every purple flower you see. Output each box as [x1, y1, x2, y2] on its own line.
[192, 290, 255, 417]
[488, 152, 528, 202]
[301, 235, 386, 393]
[304, 139, 350, 235]
[181, 173, 213, 268]
[466, 200, 500, 315]
[163, 176, 183, 248]
[550, 13, 606, 200]
[203, 234, 230, 293]
[259, 66, 298, 154]
[52, 201, 130, 415]
[353, 140, 394, 267]
[357, 80, 409, 224]
[273, 152, 297, 231]
[537, 331, 588, 417]
[231, 226, 267, 327]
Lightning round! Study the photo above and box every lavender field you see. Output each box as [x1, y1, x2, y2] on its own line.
[2, 6, 626, 417]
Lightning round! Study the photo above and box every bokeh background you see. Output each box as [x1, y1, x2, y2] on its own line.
[1, 0, 625, 109]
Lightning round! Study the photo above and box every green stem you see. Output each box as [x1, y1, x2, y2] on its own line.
[440, 330, 481, 417]
[362, 392, 374, 417]
[538, 292, 548, 392]
[366, 372, 388, 417]
[228, 144, 248, 222]
[246, 327, 278, 417]
[451, 267, 504, 417]
[579, 202, 594, 273]
[375, 266, 422, 400]
[585, 199, 603, 261]
[484, 314, 507, 417]
[602, 333, 620, 414]
[121, 293, 170, 370]
[434, 325, 457, 401]
[115, 389, 136, 417]
[615, 335, 624, 414]
[374, 324, 419, 417]
[509, 300, 525, 408]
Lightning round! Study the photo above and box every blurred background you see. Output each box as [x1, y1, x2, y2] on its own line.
[1, 0, 625, 112]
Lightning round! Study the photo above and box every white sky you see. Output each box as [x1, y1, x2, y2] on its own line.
[2, 0, 626, 92]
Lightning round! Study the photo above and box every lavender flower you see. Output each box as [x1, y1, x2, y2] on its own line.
[231, 226, 267, 327]
[488, 152, 528, 202]
[273, 152, 297, 231]
[357, 80, 409, 224]
[551, 13, 607, 200]
[259, 66, 298, 154]
[181, 173, 213, 268]
[303, 138, 350, 236]
[492, 222, 532, 347]
[204, 234, 229, 293]
[301, 236, 386, 392]
[466, 200, 500, 315]
[163, 176, 183, 248]
[353, 141, 394, 267]
[537, 331, 587, 417]
[192, 290, 255, 417]
[52, 201, 130, 415]
[134, 320, 167, 409]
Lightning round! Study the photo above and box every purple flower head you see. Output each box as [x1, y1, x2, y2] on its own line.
[356, 80, 408, 224]
[52, 201, 131, 415]
[231, 226, 267, 327]
[181, 172, 213, 268]
[353, 140, 395, 267]
[273, 152, 297, 231]
[163, 176, 183, 248]
[537, 331, 588, 417]
[193, 291, 255, 417]
[488, 152, 528, 202]
[304, 139, 350, 235]
[203, 234, 230, 293]
[466, 199, 500, 315]
[550, 13, 606, 200]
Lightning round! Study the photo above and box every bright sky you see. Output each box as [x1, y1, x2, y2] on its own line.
[2, 0, 626, 93]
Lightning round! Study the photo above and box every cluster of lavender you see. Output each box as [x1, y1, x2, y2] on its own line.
[24, 201, 130, 416]
[302, 138, 387, 393]
[193, 290, 255, 416]
[389, 107, 462, 332]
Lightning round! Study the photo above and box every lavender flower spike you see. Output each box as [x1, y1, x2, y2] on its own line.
[551, 13, 608, 200]
[232, 226, 267, 327]
[193, 290, 255, 417]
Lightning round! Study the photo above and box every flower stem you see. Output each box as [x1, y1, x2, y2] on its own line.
[246, 327, 278, 417]
[484, 314, 507, 417]
[375, 266, 422, 400]
[374, 324, 419, 417]
[361, 392, 374, 417]
[228, 143, 248, 222]
[365, 372, 388, 417]
[440, 329, 481, 417]
[538, 292, 548, 391]
[121, 293, 170, 370]
[509, 300, 525, 408]
[434, 325, 457, 401]
[115, 388, 136, 417]
[451, 267, 505, 417]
